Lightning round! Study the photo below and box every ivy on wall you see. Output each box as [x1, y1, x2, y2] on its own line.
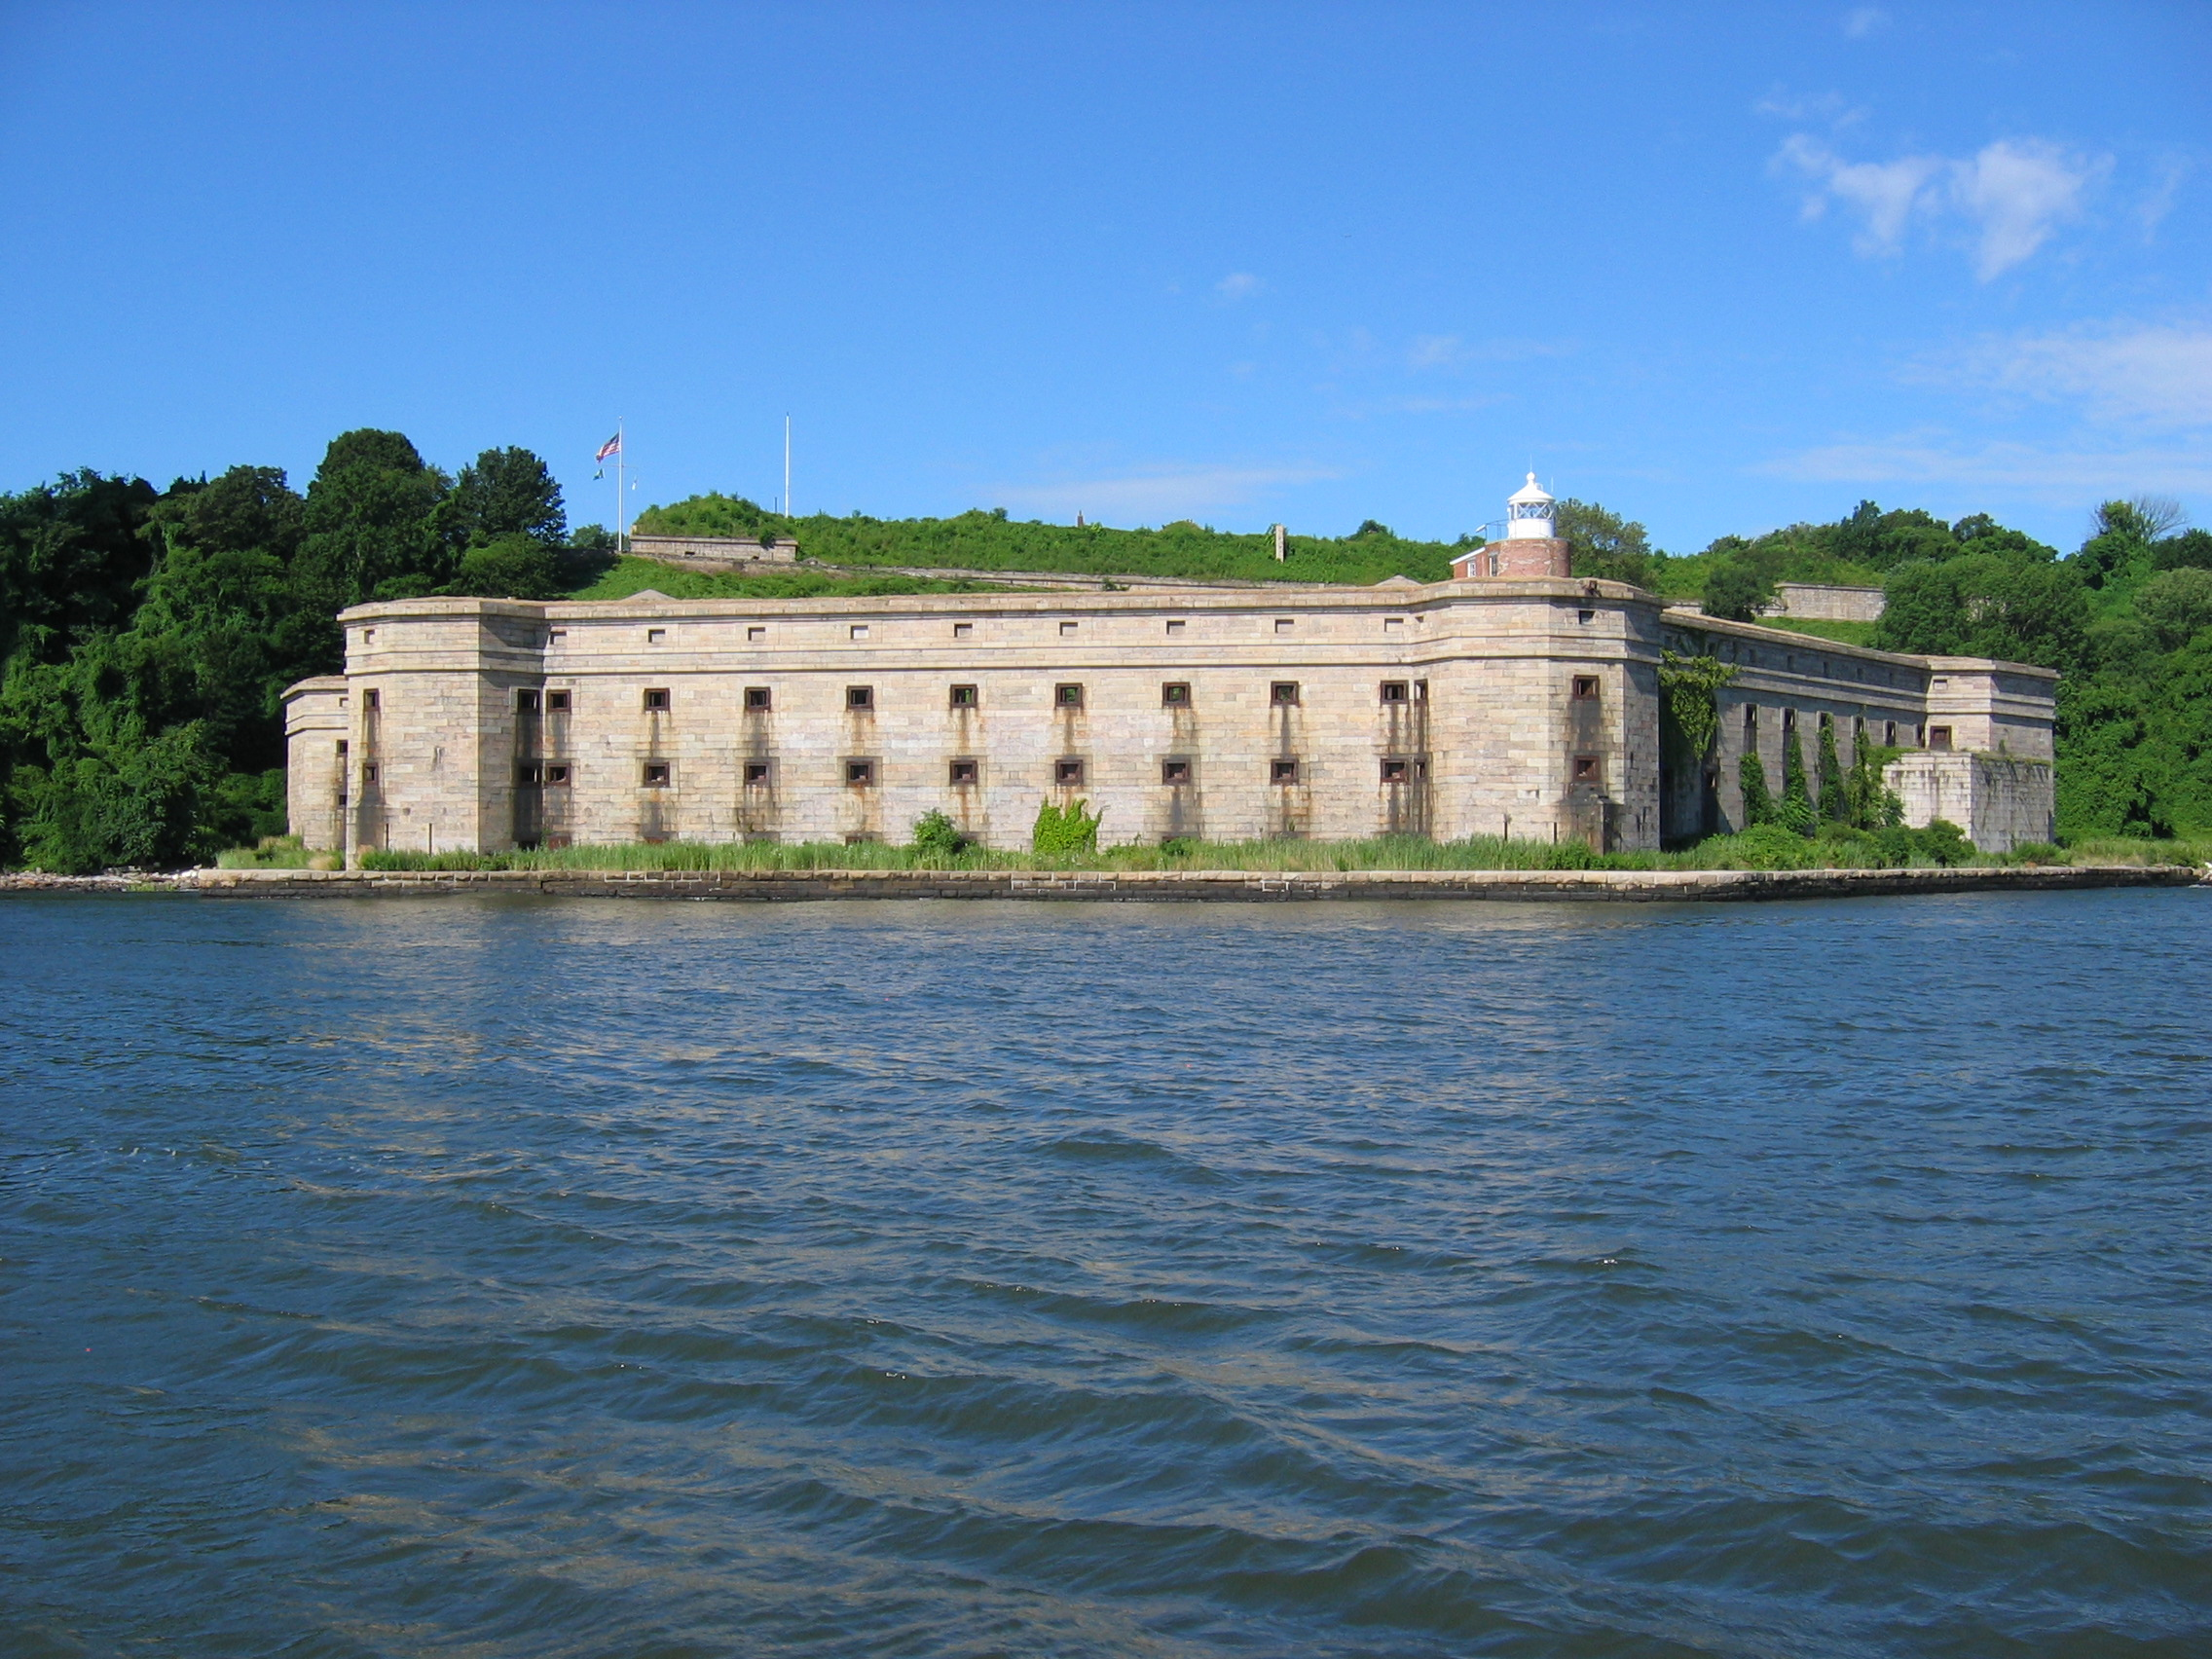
[1657, 648, 1739, 767]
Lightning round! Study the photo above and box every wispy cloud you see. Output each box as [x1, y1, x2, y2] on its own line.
[1405, 333, 1574, 371]
[1760, 434, 2212, 496]
[988, 463, 1337, 523]
[1215, 272, 1260, 300]
[1776, 135, 2108, 278]
[1841, 7, 1889, 39]
[1912, 321, 2212, 428]
[1754, 87, 1861, 126]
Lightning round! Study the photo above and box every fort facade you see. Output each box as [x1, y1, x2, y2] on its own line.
[280, 574, 2056, 863]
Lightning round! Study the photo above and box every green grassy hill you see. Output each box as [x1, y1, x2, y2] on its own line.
[628, 496, 1461, 587]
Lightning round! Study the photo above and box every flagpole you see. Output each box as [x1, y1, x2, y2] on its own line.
[615, 419, 625, 552]
[784, 414, 791, 520]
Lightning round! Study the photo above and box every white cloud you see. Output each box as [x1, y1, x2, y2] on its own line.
[1760, 434, 2212, 496]
[1916, 322, 2212, 428]
[1841, 7, 1889, 39]
[1215, 272, 1260, 300]
[988, 463, 1336, 523]
[1776, 134, 2108, 277]
[1779, 135, 1940, 253]
[1952, 139, 2104, 278]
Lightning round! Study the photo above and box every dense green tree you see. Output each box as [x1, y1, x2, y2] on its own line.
[445, 533, 570, 600]
[442, 447, 566, 550]
[1702, 560, 1771, 622]
[1557, 498, 1658, 588]
[292, 429, 451, 615]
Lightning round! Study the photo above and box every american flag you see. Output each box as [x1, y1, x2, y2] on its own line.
[595, 432, 621, 462]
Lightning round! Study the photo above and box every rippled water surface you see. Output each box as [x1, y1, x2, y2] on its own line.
[3, 892, 2209, 1657]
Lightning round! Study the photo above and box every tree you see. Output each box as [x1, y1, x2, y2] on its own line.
[1557, 498, 1657, 588]
[1702, 561, 1771, 623]
[444, 534, 569, 601]
[291, 429, 451, 616]
[442, 447, 566, 550]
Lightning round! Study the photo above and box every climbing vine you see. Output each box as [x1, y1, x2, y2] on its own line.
[1657, 648, 1739, 767]
[1032, 796, 1102, 857]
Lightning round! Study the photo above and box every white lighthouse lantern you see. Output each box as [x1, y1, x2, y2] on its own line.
[1505, 472, 1555, 540]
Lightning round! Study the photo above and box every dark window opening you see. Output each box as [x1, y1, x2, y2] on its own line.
[643, 762, 670, 787]
[949, 683, 978, 708]
[747, 625, 766, 642]
[646, 627, 666, 644]
[1273, 617, 1295, 635]
[363, 689, 380, 712]
[1381, 758, 1410, 783]
[953, 621, 974, 639]
[1885, 720, 1898, 745]
[516, 688, 540, 713]
[1415, 680, 1428, 701]
[847, 685, 874, 710]
[743, 761, 771, 786]
[1380, 681, 1411, 703]
[1161, 758, 1192, 785]
[516, 763, 543, 785]
[1165, 618, 1186, 635]
[643, 687, 670, 712]
[1573, 755, 1601, 782]
[845, 759, 875, 786]
[1055, 758, 1086, 786]
[545, 764, 571, 786]
[361, 763, 379, 784]
[949, 758, 978, 785]
[1783, 708, 1797, 732]
[1161, 682, 1191, 706]
[1271, 682, 1301, 706]
[336, 739, 348, 755]
[1055, 682, 1084, 708]
[1272, 758, 1300, 784]
[1059, 619, 1078, 636]
[545, 689, 571, 713]
[744, 685, 772, 711]
[1571, 676, 1600, 700]
[1578, 609, 1596, 624]
[1929, 725, 1953, 752]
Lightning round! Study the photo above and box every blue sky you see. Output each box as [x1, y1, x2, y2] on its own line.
[1, 2, 2205, 554]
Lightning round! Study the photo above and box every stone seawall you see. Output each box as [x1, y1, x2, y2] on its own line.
[5, 865, 2201, 903]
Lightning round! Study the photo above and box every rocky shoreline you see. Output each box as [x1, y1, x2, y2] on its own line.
[2, 864, 2203, 903]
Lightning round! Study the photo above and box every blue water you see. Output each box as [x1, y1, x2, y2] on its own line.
[2, 891, 2208, 1657]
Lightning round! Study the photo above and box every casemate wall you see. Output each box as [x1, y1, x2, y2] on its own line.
[280, 582, 2055, 858]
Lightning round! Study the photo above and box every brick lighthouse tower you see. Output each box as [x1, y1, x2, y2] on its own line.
[1452, 473, 1571, 579]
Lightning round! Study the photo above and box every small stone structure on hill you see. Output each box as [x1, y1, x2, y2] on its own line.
[627, 533, 798, 571]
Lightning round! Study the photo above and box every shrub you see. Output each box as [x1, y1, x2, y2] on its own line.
[1713, 824, 1824, 869]
[1739, 749, 1775, 827]
[910, 809, 969, 858]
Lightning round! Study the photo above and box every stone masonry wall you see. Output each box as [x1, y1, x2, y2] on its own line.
[283, 584, 2057, 858]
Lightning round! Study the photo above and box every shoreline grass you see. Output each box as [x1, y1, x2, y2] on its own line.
[301, 828, 2212, 877]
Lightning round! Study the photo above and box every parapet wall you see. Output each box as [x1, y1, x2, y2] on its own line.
[627, 534, 798, 571]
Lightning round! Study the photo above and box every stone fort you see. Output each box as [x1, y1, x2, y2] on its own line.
[281, 476, 2057, 861]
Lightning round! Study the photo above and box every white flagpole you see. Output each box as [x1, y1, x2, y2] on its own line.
[784, 414, 792, 519]
[615, 419, 626, 552]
